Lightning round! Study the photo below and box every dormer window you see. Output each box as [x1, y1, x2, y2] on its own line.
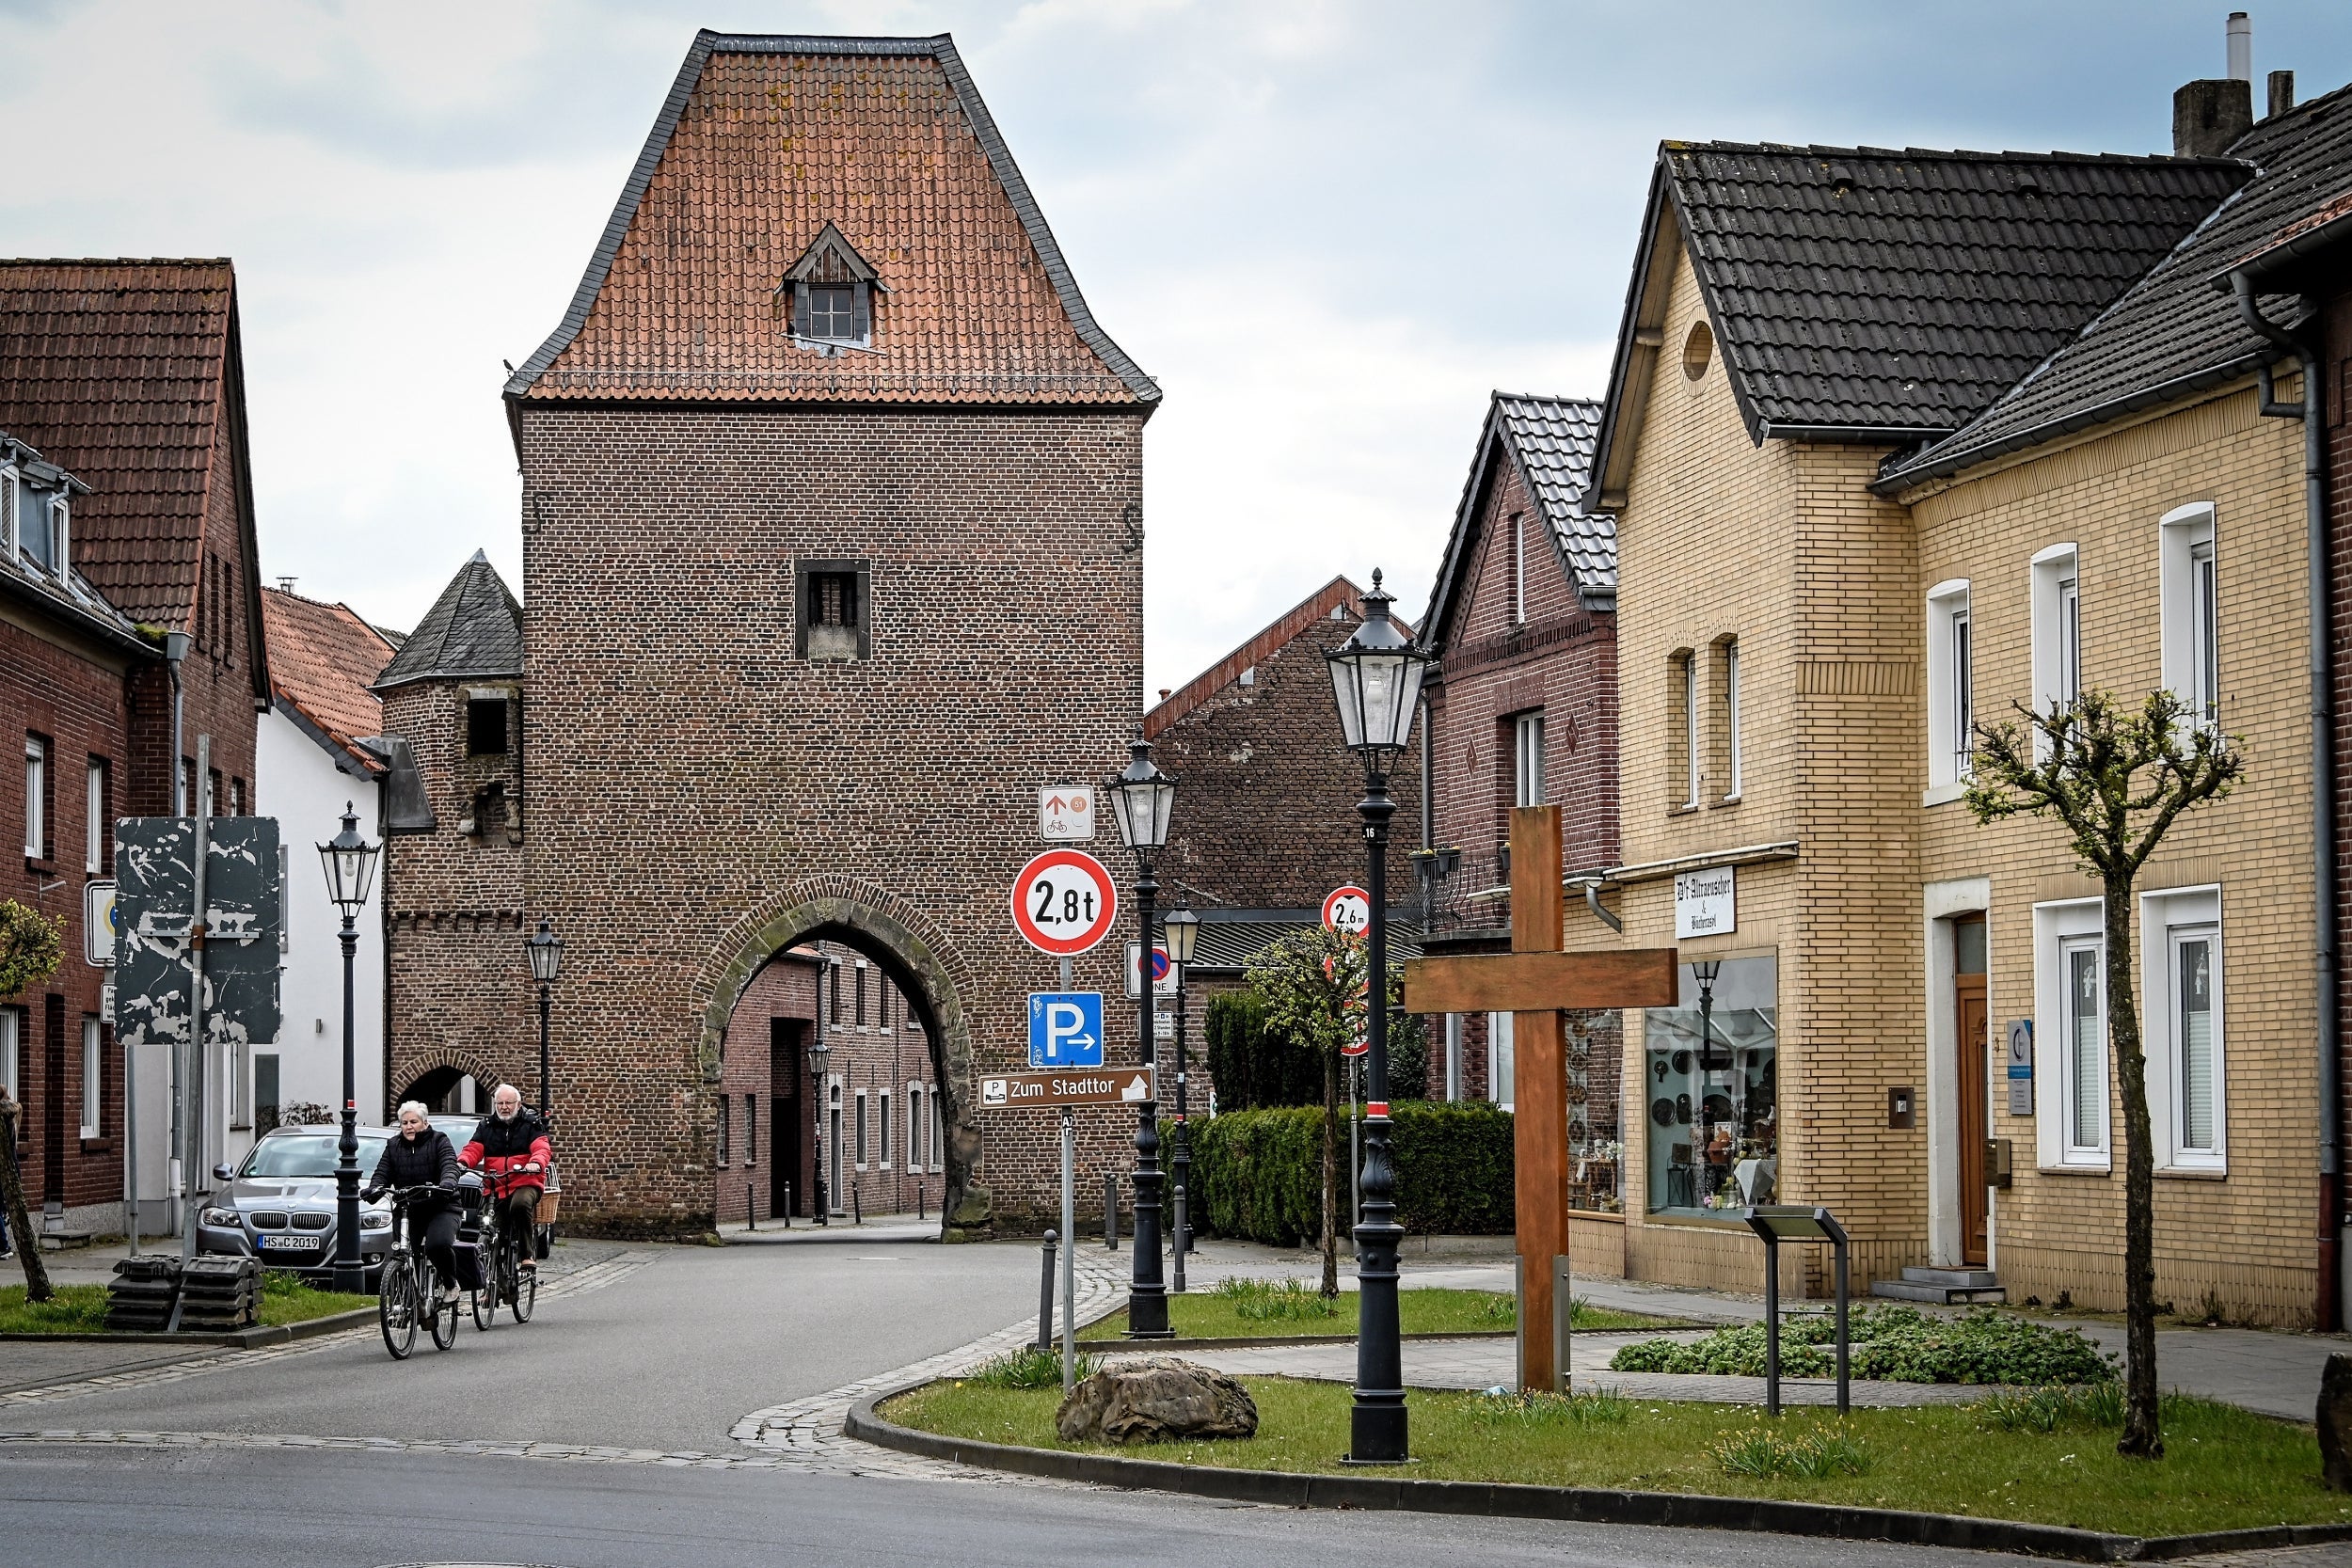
[776, 221, 884, 353]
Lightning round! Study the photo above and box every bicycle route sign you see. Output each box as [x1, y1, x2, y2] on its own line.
[1011, 848, 1119, 957]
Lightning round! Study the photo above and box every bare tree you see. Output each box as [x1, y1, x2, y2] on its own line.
[1965, 689, 2241, 1458]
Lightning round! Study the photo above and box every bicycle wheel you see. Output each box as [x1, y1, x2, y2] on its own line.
[379, 1255, 417, 1360]
[471, 1258, 494, 1331]
[429, 1274, 459, 1351]
[509, 1238, 535, 1324]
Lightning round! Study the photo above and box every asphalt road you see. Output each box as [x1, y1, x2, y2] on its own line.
[0, 1443, 2026, 1568]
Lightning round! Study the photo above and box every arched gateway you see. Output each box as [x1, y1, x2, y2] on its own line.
[380, 31, 1158, 1236]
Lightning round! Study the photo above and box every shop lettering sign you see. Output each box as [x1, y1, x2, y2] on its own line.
[1675, 865, 1736, 940]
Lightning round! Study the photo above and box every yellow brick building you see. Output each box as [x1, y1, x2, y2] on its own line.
[1546, 102, 2349, 1322]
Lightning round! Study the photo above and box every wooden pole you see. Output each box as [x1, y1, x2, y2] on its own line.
[1510, 805, 1569, 1393]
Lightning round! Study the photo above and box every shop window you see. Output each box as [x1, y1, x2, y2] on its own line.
[1644, 956, 1779, 1219]
[80, 1017, 101, 1139]
[2160, 503, 2219, 729]
[1925, 580, 1973, 796]
[2142, 886, 2224, 1170]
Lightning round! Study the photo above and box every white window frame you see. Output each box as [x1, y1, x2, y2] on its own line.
[24, 734, 46, 858]
[1513, 712, 1545, 808]
[828, 1082, 844, 1202]
[1925, 580, 1973, 800]
[1723, 639, 1742, 800]
[0, 468, 15, 560]
[50, 496, 69, 577]
[2028, 544, 2081, 758]
[931, 1097, 943, 1173]
[2140, 885, 2224, 1171]
[2160, 503, 2219, 730]
[1680, 652, 1701, 809]
[1486, 1011, 1515, 1112]
[2033, 896, 2108, 1169]
[853, 1088, 869, 1168]
[0, 1007, 16, 1100]
[879, 1087, 893, 1169]
[80, 1018, 102, 1140]
[86, 757, 106, 874]
[907, 1085, 924, 1170]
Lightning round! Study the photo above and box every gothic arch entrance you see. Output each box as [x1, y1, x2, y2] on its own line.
[701, 890, 986, 1237]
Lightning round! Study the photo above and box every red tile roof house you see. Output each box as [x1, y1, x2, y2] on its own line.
[0, 260, 274, 1242]
[256, 585, 395, 1148]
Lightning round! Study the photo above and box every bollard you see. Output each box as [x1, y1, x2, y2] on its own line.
[918, 1181, 926, 1221]
[747, 1182, 756, 1233]
[782, 1181, 791, 1228]
[852, 1183, 863, 1227]
[1036, 1229, 1058, 1348]
[1104, 1172, 1119, 1251]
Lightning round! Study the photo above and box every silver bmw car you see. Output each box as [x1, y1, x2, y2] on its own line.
[199, 1123, 400, 1289]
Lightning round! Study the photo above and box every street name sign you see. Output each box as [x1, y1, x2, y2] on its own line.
[1037, 786, 1096, 842]
[1028, 991, 1105, 1067]
[980, 1067, 1156, 1109]
[1323, 884, 1371, 936]
[1011, 848, 1119, 957]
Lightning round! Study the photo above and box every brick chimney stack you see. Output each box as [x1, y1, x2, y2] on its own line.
[2175, 13, 2255, 157]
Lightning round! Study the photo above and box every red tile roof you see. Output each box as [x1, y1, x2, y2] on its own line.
[262, 586, 395, 769]
[508, 34, 1155, 408]
[1144, 578, 1412, 740]
[0, 260, 249, 630]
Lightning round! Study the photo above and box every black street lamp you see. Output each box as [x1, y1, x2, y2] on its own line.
[1105, 731, 1176, 1338]
[316, 802, 380, 1294]
[526, 920, 564, 1124]
[807, 1035, 832, 1226]
[1163, 907, 1200, 1292]
[1692, 958, 1724, 1205]
[1326, 569, 1433, 1464]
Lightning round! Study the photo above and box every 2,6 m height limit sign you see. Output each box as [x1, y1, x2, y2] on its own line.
[1011, 848, 1120, 958]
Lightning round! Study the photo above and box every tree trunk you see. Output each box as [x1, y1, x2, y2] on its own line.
[0, 1095, 53, 1301]
[1320, 1048, 1339, 1297]
[2106, 879, 2163, 1459]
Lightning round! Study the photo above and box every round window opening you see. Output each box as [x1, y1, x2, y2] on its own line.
[1682, 321, 1714, 381]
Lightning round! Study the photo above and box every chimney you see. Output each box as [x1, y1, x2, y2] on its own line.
[2226, 10, 2252, 82]
[2175, 11, 2257, 156]
[2269, 69, 2296, 118]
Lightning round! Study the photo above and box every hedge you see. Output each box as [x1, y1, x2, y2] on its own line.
[1184, 1101, 1516, 1244]
[1203, 990, 1435, 1113]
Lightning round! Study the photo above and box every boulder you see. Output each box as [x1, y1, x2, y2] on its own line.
[2320, 1352, 2352, 1491]
[1055, 1357, 1260, 1444]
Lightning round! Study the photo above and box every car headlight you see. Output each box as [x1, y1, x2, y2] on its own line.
[359, 1211, 392, 1231]
[200, 1207, 241, 1227]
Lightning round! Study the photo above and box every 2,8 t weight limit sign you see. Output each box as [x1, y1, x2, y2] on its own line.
[1012, 849, 1120, 958]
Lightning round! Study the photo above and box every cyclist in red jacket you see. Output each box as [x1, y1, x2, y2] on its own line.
[459, 1084, 550, 1272]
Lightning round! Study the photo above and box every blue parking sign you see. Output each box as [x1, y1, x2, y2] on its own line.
[1028, 991, 1104, 1067]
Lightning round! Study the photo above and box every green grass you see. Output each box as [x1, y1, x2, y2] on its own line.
[1079, 1284, 1683, 1341]
[0, 1275, 372, 1334]
[882, 1376, 2347, 1539]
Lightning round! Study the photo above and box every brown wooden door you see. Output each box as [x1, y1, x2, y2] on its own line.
[1957, 974, 1990, 1265]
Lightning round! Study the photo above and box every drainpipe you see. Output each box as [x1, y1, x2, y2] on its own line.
[2232, 272, 2339, 1331]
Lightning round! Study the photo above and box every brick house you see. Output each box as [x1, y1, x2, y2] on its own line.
[384, 32, 1158, 1237]
[0, 433, 155, 1238]
[1415, 395, 1622, 1187]
[1140, 576, 1423, 1113]
[0, 261, 272, 1240]
[1563, 65, 2348, 1321]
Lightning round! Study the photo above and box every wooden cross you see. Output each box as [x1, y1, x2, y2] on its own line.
[1402, 804, 1677, 1392]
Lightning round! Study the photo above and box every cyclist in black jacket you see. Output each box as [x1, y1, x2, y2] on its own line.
[363, 1101, 462, 1306]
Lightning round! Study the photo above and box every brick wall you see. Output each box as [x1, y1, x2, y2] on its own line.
[2, 610, 138, 1222]
[506, 404, 1147, 1236]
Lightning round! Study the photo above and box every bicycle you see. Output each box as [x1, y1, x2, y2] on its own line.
[469, 1175, 538, 1329]
[376, 1187, 462, 1359]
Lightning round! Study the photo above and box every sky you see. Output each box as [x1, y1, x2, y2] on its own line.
[2, 0, 2347, 697]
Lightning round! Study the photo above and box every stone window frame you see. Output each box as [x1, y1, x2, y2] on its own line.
[795, 558, 872, 662]
[853, 1087, 870, 1169]
[879, 1087, 893, 1170]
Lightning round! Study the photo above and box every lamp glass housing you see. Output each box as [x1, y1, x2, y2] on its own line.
[527, 919, 565, 984]
[1327, 571, 1431, 763]
[1106, 737, 1176, 853]
[1163, 909, 1201, 966]
[316, 803, 379, 916]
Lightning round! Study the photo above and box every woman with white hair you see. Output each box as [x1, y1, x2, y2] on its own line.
[362, 1101, 463, 1305]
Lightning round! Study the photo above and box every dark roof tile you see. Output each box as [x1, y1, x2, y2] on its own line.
[373, 550, 522, 690]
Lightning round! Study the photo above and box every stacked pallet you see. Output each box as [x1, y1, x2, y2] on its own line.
[176, 1257, 261, 1331]
[103, 1256, 183, 1331]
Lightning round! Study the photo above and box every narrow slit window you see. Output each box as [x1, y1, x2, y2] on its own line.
[1514, 713, 1546, 808]
[2191, 538, 2218, 725]
[880, 1089, 893, 1167]
[1952, 605, 1974, 781]
[1511, 513, 1527, 626]
[1682, 654, 1700, 809]
[86, 758, 108, 873]
[1724, 640, 1742, 799]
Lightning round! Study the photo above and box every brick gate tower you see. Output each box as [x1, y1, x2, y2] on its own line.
[478, 31, 1156, 1235]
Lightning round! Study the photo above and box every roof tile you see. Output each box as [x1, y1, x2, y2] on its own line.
[261, 587, 395, 766]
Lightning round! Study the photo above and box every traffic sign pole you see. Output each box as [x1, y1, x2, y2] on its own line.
[1060, 1105, 1077, 1390]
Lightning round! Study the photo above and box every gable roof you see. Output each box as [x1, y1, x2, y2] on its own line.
[505, 32, 1156, 411]
[781, 221, 886, 289]
[0, 258, 270, 698]
[1883, 83, 2352, 490]
[262, 586, 396, 773]
[1422, 393, 1612, 644]
[373, 550, 523, 692]
[1588, 143, 2247, 506]
[1144, 576, 1406, 740]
